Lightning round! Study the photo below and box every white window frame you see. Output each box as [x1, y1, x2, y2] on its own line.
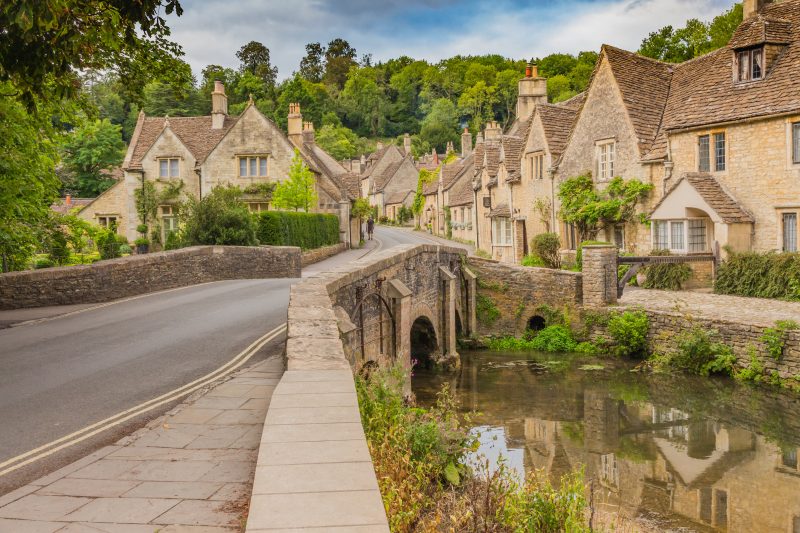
[736, 47, 764, 82]
[533, 153, 545, 180]
[158, 158, 180, 179]
[652, 218, 710, 254]
[97, 215, 119, 230]
[492, 217, 513, 246]
[783, 212, 798, 252]
[596, 140, 615, 181]
[238, 155, 269, 178]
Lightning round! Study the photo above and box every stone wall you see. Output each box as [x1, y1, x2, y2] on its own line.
[300, 243, 347, 267]
[0, 246, 301, 310]
[467, 257, 582, 336]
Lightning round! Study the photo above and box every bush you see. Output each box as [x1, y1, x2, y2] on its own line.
[34, 257, 55, 269]
[530, 325, 578, 352]
[119, 244, 132, 255]
[575, 240, 609, 271]
[397, 206, 413, 224]
[531, 233, 561, 269]
[607, 310, 649, 358]
[182, 186, 258, 246]
[521, 254, 545, 267]
[668, 327, 736, 376]
[164, 231, 182, 251]
[715, 250, 800, 300]
[642, 250, 692, 290]
[256, 211, 339, 250]
[761, 320, 799, 360]
[96, 229, 122, 260]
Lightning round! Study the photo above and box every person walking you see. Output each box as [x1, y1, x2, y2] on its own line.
[367, 216, 375, 241]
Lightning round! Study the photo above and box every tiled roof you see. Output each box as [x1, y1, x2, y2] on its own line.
[127, 115, 237, 170]
[728, 14, 793, 49]
[651, 173, 754, 224]
[537, 104, 580, 157]
[483, 142, 501, 177]
[603, 45, 673, 155]
[385, 189, 413, 205]
[339, 172, 362, 199]
[663, 0, 800, 131]
[488, 203, 511, 218]
[448, 176, 474, 207]
[557, 91, 587, 110]
[473, 140, 485, 176]
[51, 197, 94, 215]
[373, 159, 405, 192]
[422, 176, 439, 196]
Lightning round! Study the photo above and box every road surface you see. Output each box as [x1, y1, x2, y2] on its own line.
[0, 226, 437, 494]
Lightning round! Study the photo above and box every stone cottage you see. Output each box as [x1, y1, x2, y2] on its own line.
[360, 135, 419, 218]
[78, 83, 358, 246]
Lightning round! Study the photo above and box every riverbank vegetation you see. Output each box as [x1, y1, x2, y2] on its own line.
[356, 365, 593, 532]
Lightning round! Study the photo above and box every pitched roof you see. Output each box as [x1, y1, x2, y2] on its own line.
[442, 155, 473, 192]
[651, 173, 754, 224]
[339, 172, 362, 199]
[728, 14, 793, 49]
[488, 203, 511, 218]
[385, 189, 413, 205]
[663, 0, 800, 131]
[448, 176, 474, 207]
[51, 197, 94, 215]
[373, 158, 406, 192]
[537, 104, 580, 157]
[126, 115, 237, 170]
[603, 45, 673, 155]
[557, 91, 587, 110]
[483, 141, 502, 177]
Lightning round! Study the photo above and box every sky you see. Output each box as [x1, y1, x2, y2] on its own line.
[166, 0, 737, 79]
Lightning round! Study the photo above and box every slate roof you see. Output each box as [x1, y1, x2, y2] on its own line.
[483, 142, 502, 178]
[385, 190, 414, 205]
[662, 0, 800, 132]
[126, 115, 237, 170]
[537, 104, 581, 157]
[51, 197, 95, 215]
[338, 172, 362, 199]
[443, 155, 473, 191]
[373, 159, 405, 192]
[448, 177, 475, 207]
[488, 203, 511, 218]
[652, 172, 754, 224]
[728, 14, 793, 49]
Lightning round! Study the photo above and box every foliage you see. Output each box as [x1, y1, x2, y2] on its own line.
[412, 166, 438, 217]
[474, 249, 492, 259]
[606, 310, 650, 358]
[641, 250, 693, 291]
[661, 327, 736, 376]
[531, 233, 561, 269]
[351, 198, 373, 220]
[0, 0, 190, 109]
[444, 206, 452, 239]
[521, 254, 546, 267]
[486, 335, 538, 351]
[533, 198, 552, 232]
[60, 119, 125, 197]
[256, 211, 339, 250]
[530, 325, 578, 353]
[181, 185, 258, 246]
[236, 41, 278, 87]
[419, 99, 459, 153]
[476, 294, 500, 326]
[558, 174, 652, 242]
[714, 251, 800, 300]
[734, 346, 766, 383]
[639, 4, 743, 63]
[315, 123, 370, 160]
[271, 149, 318, 212]
[96, 229, 124, 260]
[761, 320, 799, 360]
[397, 206, 413, 224]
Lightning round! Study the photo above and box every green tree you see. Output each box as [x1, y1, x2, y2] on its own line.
[324, 38, 357, 90]
[418, 99, 459, 153]
[236, 41, 278, 88]
[61, 119, 125, 197]
[276, 74, 332, 131]
[495, 69, 521, 126]
[181, 185, 258, 246]
[316, 124, 361, 160]
[458, 81, 497, 132]
[0, 0, 189, 109]
[299, 42, 326, 83]
[272, 150, 318, 212]
[340, 67, 386, 136]
[547, 74, 573, 103]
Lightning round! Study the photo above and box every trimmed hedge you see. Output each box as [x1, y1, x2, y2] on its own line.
[715, 251, 800, 300]
[256, 211, 340, 250]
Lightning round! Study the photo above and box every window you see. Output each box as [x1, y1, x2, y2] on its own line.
[598, 141, 615, 180]
[652, 219, 700, 253]
[239, 156, 268, 177]
[670, 221, 685, 251]
[248, 202, 269, 213]
[98, 216, 118, 230]
[714, 490, 728, 528]
[688, 219, 708, 253]
[714, 133, 726, 171]
[492, 218, 512, 246]
[698, 135, 710, 172]
[653, 220, 669, 250]
[784, 213, 798, 252]
[793, 123, 800, 164]
[533, 154, 545, 179]
[159, 158, 179, 178]
[737, 47, 764, 82]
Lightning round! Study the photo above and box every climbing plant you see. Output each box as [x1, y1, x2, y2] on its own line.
[412, 166, 439, 219]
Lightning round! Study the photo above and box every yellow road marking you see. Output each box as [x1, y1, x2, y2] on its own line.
[0, 322, 286, 478]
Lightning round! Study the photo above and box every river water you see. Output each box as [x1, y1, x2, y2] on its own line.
[412, 350, 800, 533]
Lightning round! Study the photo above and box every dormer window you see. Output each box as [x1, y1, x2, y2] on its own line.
[736, 47, 764, 82]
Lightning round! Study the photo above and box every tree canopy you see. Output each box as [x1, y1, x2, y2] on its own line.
[271, 150, 318, 212]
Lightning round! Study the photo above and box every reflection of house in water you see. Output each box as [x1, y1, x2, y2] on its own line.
[505, 389, 800, 532]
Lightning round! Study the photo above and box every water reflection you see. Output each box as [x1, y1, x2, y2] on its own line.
[412, 350, 800, 533]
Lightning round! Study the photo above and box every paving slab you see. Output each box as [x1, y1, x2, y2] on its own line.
[253, 462, 379, 494]
[123, 481, 223, 500]
[257, 440, 371, 466]
[60, 498, 179, 523]
[0, 494, 92, 521]
[38, 479, 140, 498]
[258, 423, 365, 443]
[153, 500, 239, 527]
[246, 491, 387, 530]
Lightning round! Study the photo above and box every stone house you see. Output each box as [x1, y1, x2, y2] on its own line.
[78, 83, 358, 246]
[383, 190, 414, 223]
[360, 135, 419, 219]
[420, 150, 473, 237]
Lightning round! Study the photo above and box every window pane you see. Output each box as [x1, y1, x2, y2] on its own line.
[505, 219, 512, 244]
[259, 157, 267, 176]
[688, 219, 707, 252]
[714, 133, 726, 171]
[698, 136, 710, 172]
[738, 51, 749, 81]
[793, 123, 800, 164]
[671, 221, 685, 251]
[653, 221, 668, 250]
[160, 159, 168, 177]
[784, 213, 797, 252]
[249, 158, 257, 176]
[752, 49, 763, 79]
[170, 159, 179, 177]
[240, 158, 247, 176]
[609, 143, 615, 177]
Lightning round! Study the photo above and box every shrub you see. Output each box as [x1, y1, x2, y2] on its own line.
[521, 254, 545, 267]
[715, 250, 800, 300]
[531, 232, 561, 269]
[474, 249, 491, 259]
[397, 206, 413, 224]
[256, 211, 339, 250]
[164, 231, 182, 251]
[606, 310, 649, 358]
[575, 240, 610, 271]
[96, 229, 122, 260]
[119, 244, 132, 255]
[642, 250, 692, 290]
[761, 320, 799, 360]
[530, 325, 578, 352]
[34, 257, 54, 269]
[476, 294, 500, 325]
[734, 346, 766, 383]
[669, 327, 736, 376]
[182, 186, 258, 246]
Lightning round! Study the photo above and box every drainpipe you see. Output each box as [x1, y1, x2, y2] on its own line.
[548, 167, 557, 234]
[473, 188, 479, 250]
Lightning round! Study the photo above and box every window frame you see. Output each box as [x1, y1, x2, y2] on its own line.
[792, 122, 800, 165]
[533, 153, 545, 180]
[698, 135, 711, 172]
[736, 47, 764, 83]
[652, 218, 711, 254]
[97, 215, 119, 231]
[713, 132, 726, 171]
[238, 155, 269, 178]
[158, 158, 180, 179]
[783, 212, 798, 252]
[491, 217, 513, 247]
[596, 140, 615, 181]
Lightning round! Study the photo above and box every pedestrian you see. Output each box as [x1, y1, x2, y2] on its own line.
[367, 216, 375, 240]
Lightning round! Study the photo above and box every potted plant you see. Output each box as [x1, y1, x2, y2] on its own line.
[134, 237, 150, 254]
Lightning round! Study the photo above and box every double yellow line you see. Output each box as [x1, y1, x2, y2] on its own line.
[0, 322, 287, 478]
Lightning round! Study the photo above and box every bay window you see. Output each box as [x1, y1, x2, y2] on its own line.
[492, 218, 513, 246]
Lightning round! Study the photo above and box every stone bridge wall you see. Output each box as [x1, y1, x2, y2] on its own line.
[0, 245, 301, 310]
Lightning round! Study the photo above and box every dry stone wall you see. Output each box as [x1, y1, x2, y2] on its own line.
[300, 243, 347, 267]
[0, 245, 300, 309]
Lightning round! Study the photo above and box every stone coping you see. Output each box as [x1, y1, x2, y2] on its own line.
[247, 244, 465, 532]
[300, 243, 348, 268]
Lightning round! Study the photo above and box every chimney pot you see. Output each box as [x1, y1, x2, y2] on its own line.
[531, 64, 539, 78]
[525, 64, 533, 78]
[65, 194, 72, 206]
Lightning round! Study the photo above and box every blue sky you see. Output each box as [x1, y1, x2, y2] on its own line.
[167, 0, 736, 79]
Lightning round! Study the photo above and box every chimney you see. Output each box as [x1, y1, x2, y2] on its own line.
[302, 121, 315, 144]
[403, 133, 411, 155]
[211, 80, 228, 129]
[517, 63, 547, 120]
[461, 128, 472, 157]
[432, 148, 439, 165]
[476, 131, 484, 145]
[445, 141, 454, 154]
[484, 121, 501, 141]
[743, 0, 770, 18]
[376, 141, 384, 150]
[287, 103, 303, 147]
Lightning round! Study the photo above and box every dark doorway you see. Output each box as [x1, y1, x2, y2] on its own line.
[411, 316, 438, 369]
[527, 315, 546, 332]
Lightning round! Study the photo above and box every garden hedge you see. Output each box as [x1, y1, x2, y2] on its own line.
[256, 211, 340, 250]
[714, 251, 800, 300]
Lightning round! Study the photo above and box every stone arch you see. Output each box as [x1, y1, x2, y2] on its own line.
[527, 315, 546, 332]
[411, 315, 439, 370]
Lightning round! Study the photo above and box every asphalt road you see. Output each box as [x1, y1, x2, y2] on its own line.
[0, 226, 436, 494]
